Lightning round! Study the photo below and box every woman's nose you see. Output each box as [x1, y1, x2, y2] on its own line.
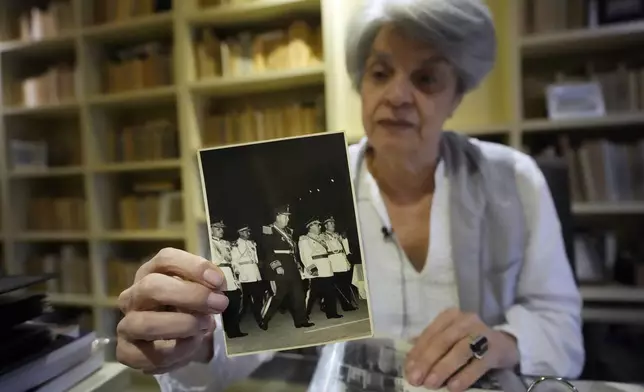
[383, 76, 413, 107]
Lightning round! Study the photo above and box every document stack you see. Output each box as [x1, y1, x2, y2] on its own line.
[0, 274, 102, 392]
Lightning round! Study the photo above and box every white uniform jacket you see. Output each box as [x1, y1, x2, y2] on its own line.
[322, 231, 351, 273]
[231, 238, 262, 283]
[210, 238, 239, 292]
[298, 234, 334, 278]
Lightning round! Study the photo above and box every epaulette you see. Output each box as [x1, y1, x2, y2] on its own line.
[262, 225, 273, 234]
[299, 235, 308, 241]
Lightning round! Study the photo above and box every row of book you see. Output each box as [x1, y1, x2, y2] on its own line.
[523, 64, 644, 119]
[574, 230, 644, 287]
[203, 97, 325, 146]
[105, 41, 173, 94]
[195, 20, 323, 79]
[523, 0, 643, 35]
[27, 197, 87, 232]
[18, 246, 151, 299]
[19, 63, 76, 107]
[118, 180, 180, 230]
[106, 258, 145, 297]
[523, 0, 585, 34]
[200, 0, 256, 7]
[25, 245, 91, 295]
[16, 0, 75, 42]
[119, 195, 164, 230]
[94, 0, 172, 25]
[105, 119, 179, 163]
[536, 136, 644, 203]
[8, 137, 82, 169]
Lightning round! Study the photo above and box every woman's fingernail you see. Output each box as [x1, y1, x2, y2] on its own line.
[203, 269, 224, 287]
[425, 373, 438, 388]
[198, 316, 213, 330]
[207, 292, 228, 312]
[410, 370, 423, 386]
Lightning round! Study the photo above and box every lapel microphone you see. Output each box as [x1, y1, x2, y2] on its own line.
[381, 226, 393, 240]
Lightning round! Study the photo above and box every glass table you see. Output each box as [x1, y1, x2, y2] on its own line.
[228, 342, 644, 392]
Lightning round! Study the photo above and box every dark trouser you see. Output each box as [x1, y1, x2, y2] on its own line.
[222, 289, 243, 337]
[306, 276, 339, 317]
[261, 277, 308, 327]
[263, 280, 274, 296]
[334, 269, 358, 311]
[241, 281, 265, 325]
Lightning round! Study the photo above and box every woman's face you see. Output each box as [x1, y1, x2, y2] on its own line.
[360, 24, 462, 156]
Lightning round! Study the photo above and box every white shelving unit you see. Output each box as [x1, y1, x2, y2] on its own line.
[0, 0, 366, 339]
[0, 0, 642, 342]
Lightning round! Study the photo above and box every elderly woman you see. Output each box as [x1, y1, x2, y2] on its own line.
[115, 0, 585, 391]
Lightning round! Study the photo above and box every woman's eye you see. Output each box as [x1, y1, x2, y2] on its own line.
[371, 69, 388, 80]
[416, 74, 435, 85]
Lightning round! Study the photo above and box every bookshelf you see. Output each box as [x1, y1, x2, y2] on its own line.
[515, 0, 644, 326]
[0, 0, 642, 361]
[0, 0, 361, 351]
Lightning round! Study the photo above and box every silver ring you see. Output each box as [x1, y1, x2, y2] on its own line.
[527, 376, 579, 392]
[469, 334, 488, 360]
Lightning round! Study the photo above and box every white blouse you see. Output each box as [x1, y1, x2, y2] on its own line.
[361, 160, 461, 340]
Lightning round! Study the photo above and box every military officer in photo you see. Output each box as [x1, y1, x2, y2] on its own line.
[231, 225, 264, 328]
[259, 205, 313, 330]
[210, 220, 247, 339]
[322, 216, 358, 311]
[299, 217, 342, 319]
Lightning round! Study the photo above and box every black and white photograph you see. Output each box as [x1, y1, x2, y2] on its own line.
[326, 339, 503, 392]
[319, 339, 500, 392]
[338, 338, 407, 392]
[198, 132, 373, 356]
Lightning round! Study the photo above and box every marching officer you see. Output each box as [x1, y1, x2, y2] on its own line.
[299, 217, 342, 319]
[322, 216, 358, 311]
[259, 205, 313, 330]
[231, 225, 264, 327]
[210, 220, 247, 339]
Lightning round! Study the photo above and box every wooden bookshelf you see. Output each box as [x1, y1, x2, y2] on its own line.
[0, 0, 355, 345]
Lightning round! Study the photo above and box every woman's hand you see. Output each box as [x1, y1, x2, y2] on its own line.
[404, 308, 519, 392]
[116, 248, 229, 375]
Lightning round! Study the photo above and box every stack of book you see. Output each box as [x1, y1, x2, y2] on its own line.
[104, 41, 173, 94]
[93, 0, 172, 25]
[105, 119, 179, 163]
[194, 20, 323, 80]
[27, 197, 87, 231]
[0, 274, 102, 392]
[20, 63, 77, 107]
[118, 179, 180, 230]
[17, 0, 75, 42]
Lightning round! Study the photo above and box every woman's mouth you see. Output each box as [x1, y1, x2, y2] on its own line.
[376, 119, 415, 130]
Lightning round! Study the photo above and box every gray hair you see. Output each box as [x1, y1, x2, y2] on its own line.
[345, 0, 497, 94]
